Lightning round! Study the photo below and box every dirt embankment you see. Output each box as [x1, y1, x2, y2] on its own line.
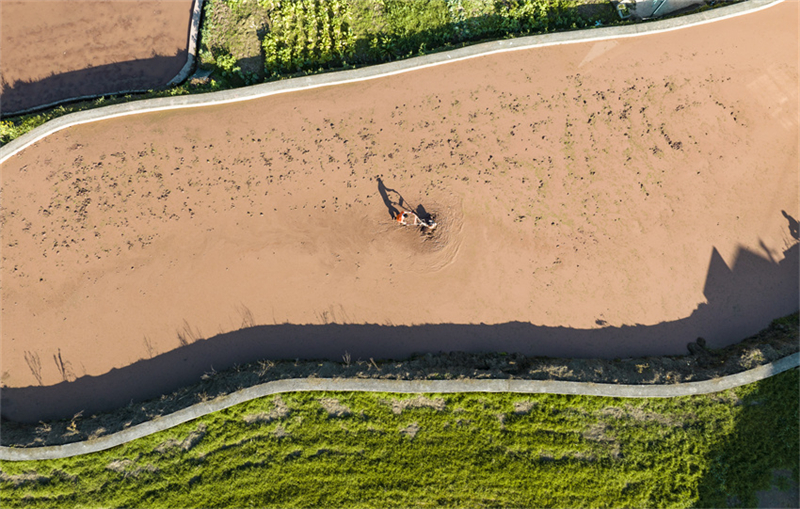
[1, 314, 796, 448]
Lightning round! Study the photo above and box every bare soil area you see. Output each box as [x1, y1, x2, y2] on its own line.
[1, 313, 796, 447]
[0, 0, 194, 115]
[0, 2, 797, 398]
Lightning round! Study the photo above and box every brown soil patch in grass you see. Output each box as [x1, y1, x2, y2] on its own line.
[243, 395, 291, 424]
[105, 458, 159, 478]
[155, 422, 207, 453]
[399, 422, 420, 440]
[386, 395, 447, 415]
[320, 398, 352, 418]
[755, 469, 800, 509]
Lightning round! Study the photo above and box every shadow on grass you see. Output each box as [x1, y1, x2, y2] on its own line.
[697, 367, 799, 508]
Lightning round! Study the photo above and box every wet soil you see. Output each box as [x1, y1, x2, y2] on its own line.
[1, 314, 796, 448]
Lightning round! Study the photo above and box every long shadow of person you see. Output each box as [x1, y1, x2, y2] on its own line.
[377, 177, 402, 219]
[782, 210, 799, 240]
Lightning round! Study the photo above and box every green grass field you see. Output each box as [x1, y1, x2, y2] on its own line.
[1, 368, 796, 508]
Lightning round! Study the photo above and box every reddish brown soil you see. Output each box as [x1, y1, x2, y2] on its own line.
[0, 0, 194, 115]
[1, 2, 797, 392]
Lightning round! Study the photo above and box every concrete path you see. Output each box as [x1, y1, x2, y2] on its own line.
[166, 0, 205, 87]
[0, 0, 783, 164]
[1, 352, 797, 461]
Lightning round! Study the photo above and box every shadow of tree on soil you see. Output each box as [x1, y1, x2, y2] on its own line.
[1, 239, 796, 423]
[0, 51, 187, 117]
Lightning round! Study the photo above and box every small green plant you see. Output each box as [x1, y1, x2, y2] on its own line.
[215, 52, 240, 75]
[0, 120, 24, 145]
[262, 0, 356, 77]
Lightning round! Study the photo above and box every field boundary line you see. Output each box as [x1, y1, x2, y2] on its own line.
[1, 352, 797, 461]
[166, 0, 206, 87]
[0, 0, 783, 165]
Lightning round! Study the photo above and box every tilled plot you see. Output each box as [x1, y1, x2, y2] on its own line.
[0, 2, 797, 394]
[0, 0, 193, 114]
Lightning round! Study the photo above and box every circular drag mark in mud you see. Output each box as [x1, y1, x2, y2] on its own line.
[401, 199, 464, 273]
[390, 192, 465, 275]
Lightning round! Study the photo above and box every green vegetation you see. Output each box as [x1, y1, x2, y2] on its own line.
[2, 368, 796, 508]
[248, 0, 608, 79]
[255, 0, 594, 77]
[261, 0, 356, 76]
[200, 0, 617, 82]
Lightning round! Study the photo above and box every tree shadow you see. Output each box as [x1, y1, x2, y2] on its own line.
[696, 367, 799, 507]
[1, 237, 796, 423]
[0, 50, 188, 117]
[782, 211, 799, 240]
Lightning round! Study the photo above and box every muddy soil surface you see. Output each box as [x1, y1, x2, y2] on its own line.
[0, 0, 193, 114]
[0, 3, 797, 402]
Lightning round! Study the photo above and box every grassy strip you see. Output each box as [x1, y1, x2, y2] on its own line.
[202, 0, 617, 82]
[2, 0, 746, 146]
[1, 368, 797, 508]
[257, 0, 604, 79]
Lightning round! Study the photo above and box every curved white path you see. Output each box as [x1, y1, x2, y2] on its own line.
[0, 0, 782, 165]
[1, 352, 797, 461]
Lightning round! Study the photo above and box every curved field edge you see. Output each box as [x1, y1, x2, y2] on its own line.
[0, 369, 797, 508]
[1, 312, 797, 460]
[0, 0, 773, 148]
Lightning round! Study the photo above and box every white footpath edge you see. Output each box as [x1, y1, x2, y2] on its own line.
[166, 0, 206, 87]
[1, 352, 797, 461]
[0, 0, 783, 165]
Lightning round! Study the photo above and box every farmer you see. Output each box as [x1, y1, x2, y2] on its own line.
[394, 210, 417, 226]
[395, 209, 437, 230]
